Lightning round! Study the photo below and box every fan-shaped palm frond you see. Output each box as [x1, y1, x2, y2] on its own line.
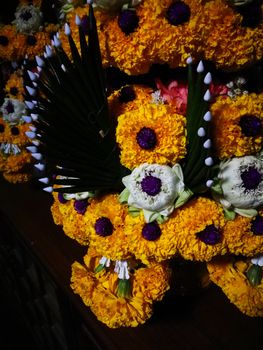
[183, 58, 215, 194]
[24, 3, 129, 194]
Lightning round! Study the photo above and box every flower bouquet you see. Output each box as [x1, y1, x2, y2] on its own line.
[5, 0, 263, 327]
[0, 0, 61, 182]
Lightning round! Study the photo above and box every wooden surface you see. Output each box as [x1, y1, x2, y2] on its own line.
[1, 175, 263, 350]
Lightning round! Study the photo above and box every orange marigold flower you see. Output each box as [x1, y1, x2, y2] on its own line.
[199, 0, 263, 70]
[211, 93, 263, 159]
[71, 247, 170, 328]
[173, 197, 228, 261]
[0, 150, 32, 173]
[82, 194, 131, 260]
[51, 193, 89, 246]
[108, 85, 153, 121]
[3, 171, 31, 183]
[223, 211, 263, 257]
[124, 211, 181, 264]
[4, 71, 25, 101]
[207, 256, 263, 317]
[0, 25, 18, 61]
[116, 103, 186, 170]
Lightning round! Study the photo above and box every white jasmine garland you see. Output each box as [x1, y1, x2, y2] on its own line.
[63, 191, 95, 200]
[0, 143, 21, 155]
[213, 155, 263, 217]
[121, 163, 192, 222]
[1, 98, 26, 126]
[13, 5, 43, 34]
[251, 254, 263, 267]
[56, 175, 96, 200]
[151, 90, 165, 105]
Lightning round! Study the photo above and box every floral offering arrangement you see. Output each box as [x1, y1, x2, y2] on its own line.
[0, 68, 34, 183]
[1, 0, 263, 328]
[0, 0, 61, 182]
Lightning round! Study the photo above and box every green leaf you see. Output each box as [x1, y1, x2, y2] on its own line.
[223, 208, 236, 221]
[117, 279, 131, 299]
[95, 264, 105, 274]
[246, 264, 263, 286]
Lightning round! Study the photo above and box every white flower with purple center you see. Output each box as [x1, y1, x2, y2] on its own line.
[214, 154, 263, 217]
[1, 98, 26, 126]
[120, 163, 192, 222]
[13, 4, 43, 34]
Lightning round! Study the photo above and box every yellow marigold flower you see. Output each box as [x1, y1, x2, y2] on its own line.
[105, 7, 156, 75]
[0, 150, 32, 173]
[4, 71, 25, 101]
[173, 197, 228, 261]
[108, 85, 153, 120]
[116, 103, 186, 170]
[223, 211, 263, 257]
[51, 193, 89, 245]
[82, 194, 131, 260]
[0, 119, 8, 144]
[5, 123, 32, 146]
[91, 286, 153, 328]
[44, 23, 60, 36]
[207, 256, 263, 317]
[103, 0, 204, 74]
[199, 0, 263, 70]
[211, 93, 263, 159]
[149, 0, 204, 68]
[71, 247, 170, 328]
[124, 211, 180, 264]
[0, 25, 18, 61]
[3, 171, 31, 183]
[21, 31, 50, 59]
[50, 197, 64, 226]
[71, 261, 96, 307]
[132, 261, 170, 301]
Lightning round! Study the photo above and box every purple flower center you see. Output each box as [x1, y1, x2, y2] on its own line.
[251, 215, 263, 235]
[0, 124, 5, 133]
[10, 87, 18, 96]
[118, 9, 139, 35]
[81, 15, 89, 35]
[241, 166, 262, 190]
[136, 127, 157, 150]
[49, 31, 56, 39]
[166, 1, 191, 26]
[142, 221, 161, 241]
[239, 114, 262, 137]
[20, 10, 32, 21]
[58, 193, 67, 204]
[74, 199, 88, 214]
[6, 101, 14, 114]
[0, 36, 9, 46]
[95, 217, 114, 237]
[196, 225, 221, 245]
[118, 86, 136, 103]
[141, 175, 162, 196]
[27, 35, 37, 46]
[11, 126, 19, 135]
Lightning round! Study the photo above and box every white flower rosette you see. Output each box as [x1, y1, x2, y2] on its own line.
[120, 163, 192, 223]
[1, 98, 26, 126]
[212, 154, 263, 218]
[13, 4, 43, 34]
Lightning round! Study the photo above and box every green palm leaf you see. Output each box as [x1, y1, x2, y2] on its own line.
[26, 2, 129, 194]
